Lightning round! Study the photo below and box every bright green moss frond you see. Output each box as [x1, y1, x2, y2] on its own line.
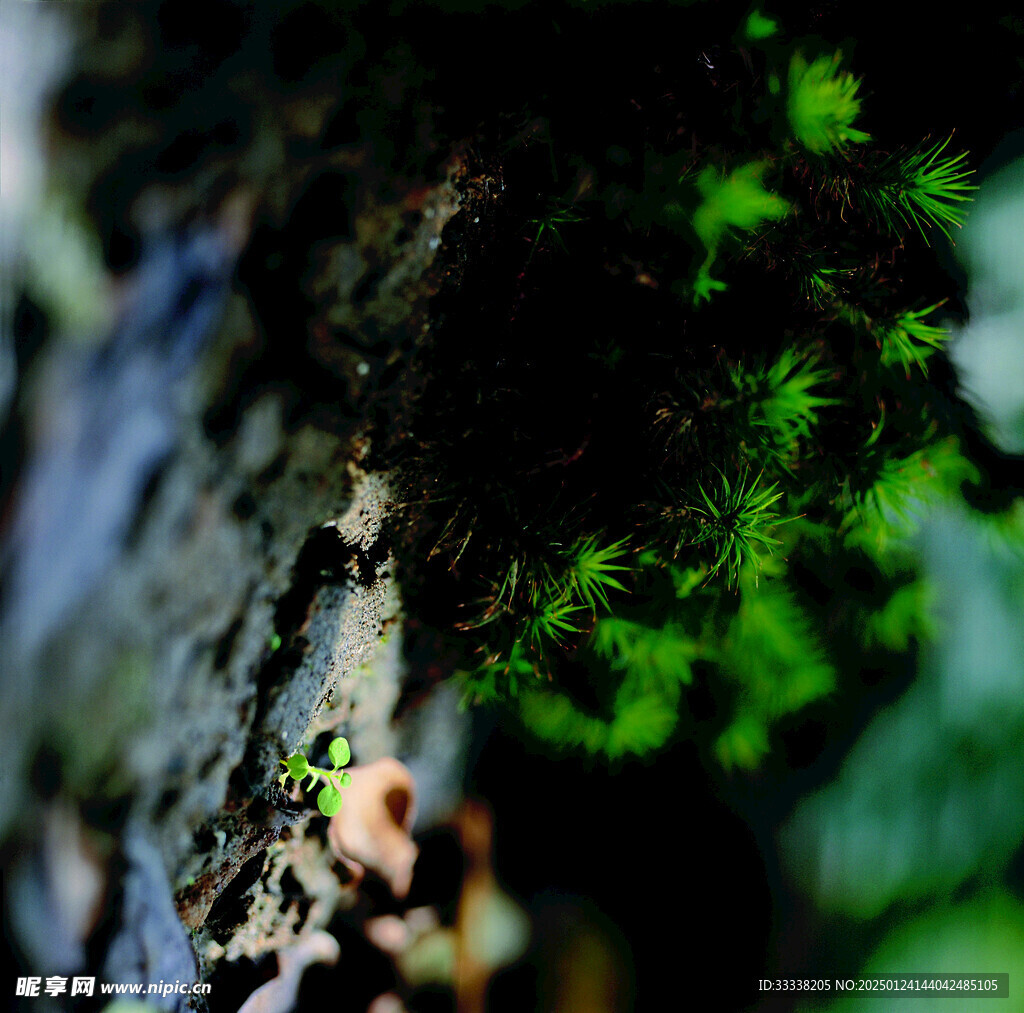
[564, 535, 632, 611]
[605, 690, 681, 758]
[733, 347, 838, 453]
[690, 468, 788, 586]
[787, 51, 871, 153]
[859, 136, 977, 244]
[693, 263, 730, 304]
[715, 712, 771, 770]
[902, 136, 977, 239]
[515, 602, 701, 759]
[880, 303, 951, 376]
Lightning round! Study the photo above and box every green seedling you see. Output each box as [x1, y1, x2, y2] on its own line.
[278, 736, 352, 817]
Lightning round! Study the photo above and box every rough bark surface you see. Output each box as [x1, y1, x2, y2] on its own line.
[1, 5, 469, 1007]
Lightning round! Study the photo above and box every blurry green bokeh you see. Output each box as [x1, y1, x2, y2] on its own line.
[952, 154, 1024, 452]
[815, 893, 1024, 1013]
[779, 154, 1024, 999]
[783, 504, 1024, 919]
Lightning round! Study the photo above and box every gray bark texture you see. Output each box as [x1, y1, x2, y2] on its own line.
[1, 4, 470, 1007]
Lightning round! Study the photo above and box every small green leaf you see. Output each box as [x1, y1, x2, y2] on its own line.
[285, 754, 309, 779]
[306, 771, 319, 791]
[340, 771, 352, 787]
[328, 737, 351, 769]
[318, 784, 343, 816]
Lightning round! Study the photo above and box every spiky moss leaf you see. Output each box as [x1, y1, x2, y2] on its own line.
[527, 198, 586, 259]
[733, 347, 838, 453]
[794, 263, 854, 309]
[857, 136, 977, 245]
[690, 468, 788, 586]
[526, 598, 587, 645]
[900, 136, 977, 242]
[787, 51, 870, 154]
[460, 637, 540, 706]
[565, 534, 632, 611]
[879, 303, 951, 376]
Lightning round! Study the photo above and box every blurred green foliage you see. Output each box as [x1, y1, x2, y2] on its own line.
[786, 51, 871, 153]
[688, 162, 790, 301]
[743, 9, 778, 41]
[784, 503, 1024, 919]
[818, 894, 1024, 1013]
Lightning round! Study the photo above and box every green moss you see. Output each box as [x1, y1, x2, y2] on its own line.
[390, 1, 982, 772]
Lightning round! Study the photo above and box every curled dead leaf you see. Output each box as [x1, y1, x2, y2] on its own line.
[327, 757, 418, 900]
